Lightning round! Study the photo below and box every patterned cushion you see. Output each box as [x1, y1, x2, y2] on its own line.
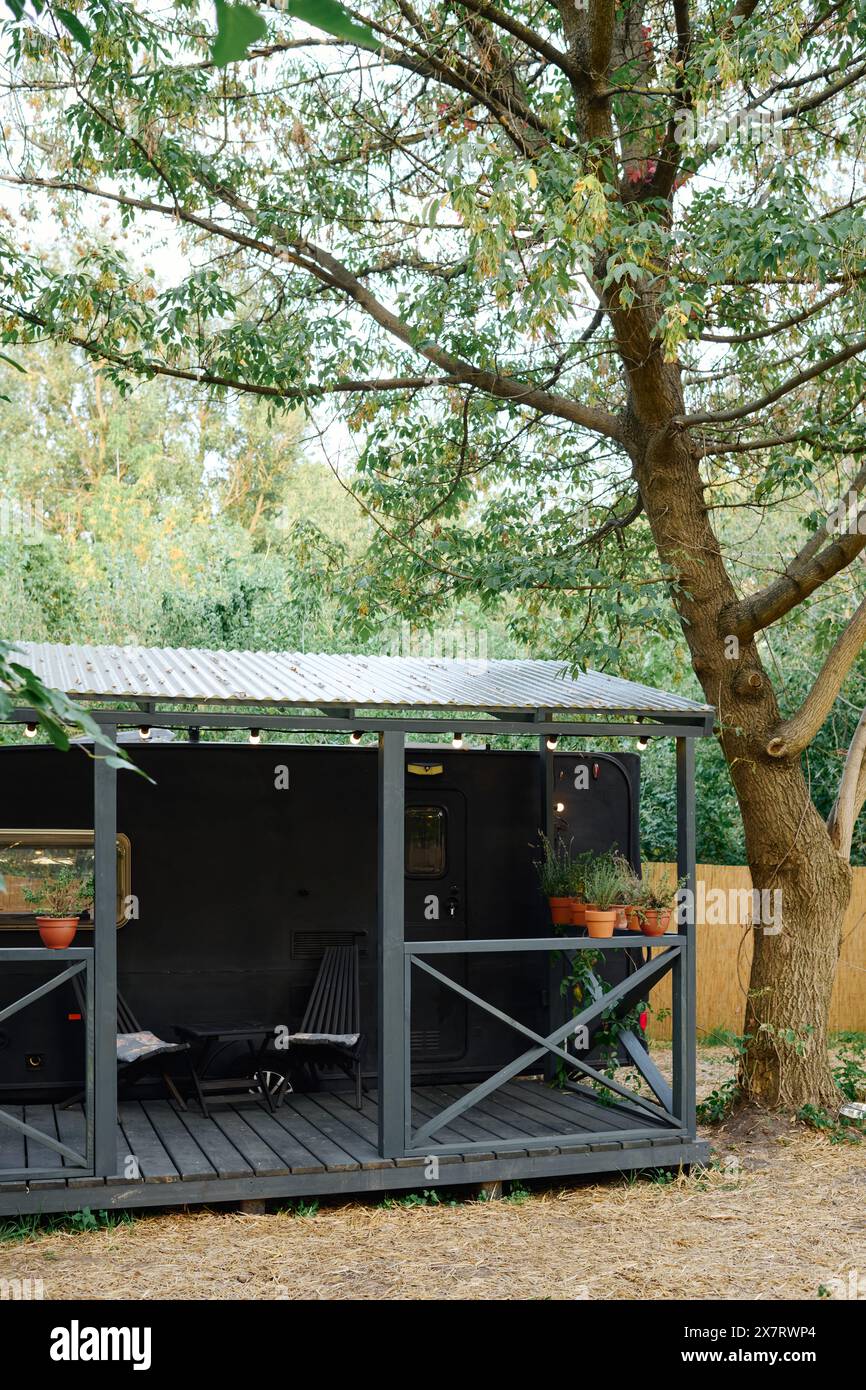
[116, 1031, 184, 1065]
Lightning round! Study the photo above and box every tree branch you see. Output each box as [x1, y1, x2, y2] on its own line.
[452, 0, 578, 79]
[675, 335, 866, 428]
[720, 0, 760, 40]
[766, 597, 866, 759]
[723, 462, 866, 637]
[700, 277, 862, 345]
[2, 170, 625, 441]
[0, 306, 456, 399]
[828, 706, 866, 859]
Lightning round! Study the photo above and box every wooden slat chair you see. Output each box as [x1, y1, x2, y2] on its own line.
[285, 942, 365, 1108]
[63, 976, 189, 1109]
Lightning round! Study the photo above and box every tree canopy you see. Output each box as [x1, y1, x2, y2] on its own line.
[2, 0, 866, 1106]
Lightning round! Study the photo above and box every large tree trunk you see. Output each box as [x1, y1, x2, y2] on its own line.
[737, 762, 849, 1109]
[622, 356, 848, 1110]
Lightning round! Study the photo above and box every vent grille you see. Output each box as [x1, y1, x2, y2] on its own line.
[411, 1029, 442, 1054]
[291, 931, 368, 960]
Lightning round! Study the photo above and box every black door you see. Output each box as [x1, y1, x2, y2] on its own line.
[405, 788, 468, 1064]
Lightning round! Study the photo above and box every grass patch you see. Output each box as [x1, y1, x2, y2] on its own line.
[0, 1208, 134, 1244]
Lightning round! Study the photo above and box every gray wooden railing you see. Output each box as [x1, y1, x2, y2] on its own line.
[402, 935, 692, 1157]
[0, 947, 94, 1180]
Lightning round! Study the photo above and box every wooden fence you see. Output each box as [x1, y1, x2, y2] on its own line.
[645, 863, 866, 1040]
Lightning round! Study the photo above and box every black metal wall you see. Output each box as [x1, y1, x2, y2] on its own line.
[0, 741, 640, 1095]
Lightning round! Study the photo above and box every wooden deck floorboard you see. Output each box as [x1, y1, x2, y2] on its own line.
[0, 1080, 705, 1214]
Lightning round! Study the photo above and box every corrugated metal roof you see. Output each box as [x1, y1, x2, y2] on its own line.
[9, 642, 712, 717]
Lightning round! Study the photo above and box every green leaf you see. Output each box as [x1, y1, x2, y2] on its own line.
[4, 0, 25, 21]
[212, 0, 267, 67]
[284, 0, 379, 51]
[54, 6, 91, 48]
[0, 350, 26, 373]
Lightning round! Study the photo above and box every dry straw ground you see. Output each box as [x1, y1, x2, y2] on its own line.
[0, 1049, 863, 1301]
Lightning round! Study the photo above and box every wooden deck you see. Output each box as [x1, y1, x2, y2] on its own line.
[0, 1081, 708, 1215]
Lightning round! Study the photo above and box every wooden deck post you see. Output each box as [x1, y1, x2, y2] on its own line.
[673, 736, 697, 1136]
[377, 728, 405, 1158]
[539, 732, 559, 1082]
[93, 749, 118, 1177]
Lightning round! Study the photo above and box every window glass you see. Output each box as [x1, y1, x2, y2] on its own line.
[405, 806, 447, 878]
[0, 831, 131, 929]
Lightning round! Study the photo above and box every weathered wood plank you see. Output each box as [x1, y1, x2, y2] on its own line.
[236, 1104, 325, 1175]
[504, 1081, 626, 1138]
[117, 1103, 180, 1183]
[263, 1096, 361, 1172]
[174, 1108, 254, 1180]
[141, 1102, 218, 1182]
[280, 1095, 366, 1173]
[54, 1104, 103, 1190]
[24, 1105, 66, 1190]
[478, 1086, 594, 1152]
[433, 1084, 557, 1155]
[0, 1105, 27, 1191]
[500, 1081, 604, 1130]
[301, 1093, 394, 1170]
[0, 1138, 711, 1218]
[209, 1110, 287, 1178]
[354, 1092, 427, 1168]
[410, 1087, 497, 1156]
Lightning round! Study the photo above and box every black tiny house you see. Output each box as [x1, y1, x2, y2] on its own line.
[0, 644, 713, 1213]
[0, 741, 641, 1096]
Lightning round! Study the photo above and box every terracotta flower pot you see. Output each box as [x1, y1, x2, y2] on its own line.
[640, 909, 671, 938]
[626, 909, 642, 932]
[570, 900, 587, 927]
[614, 906, 628, 930]
[548, 897, 572, 926]
[585, 907, 617, 938]
[35, 916, 79, 949]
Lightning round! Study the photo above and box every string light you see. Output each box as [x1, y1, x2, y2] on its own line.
[24, 723, 37, 739]
[249, 728, 261, 745]
[349, 731, 362, 745]
[138, 726, 151, 741]
[637, 736, 649, 751]
[546, 735, 559, 751]
[452, 731, 464, 750]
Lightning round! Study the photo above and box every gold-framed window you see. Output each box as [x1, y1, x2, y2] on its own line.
[0, 830, 131, 930]
[405, 805, 448, 878]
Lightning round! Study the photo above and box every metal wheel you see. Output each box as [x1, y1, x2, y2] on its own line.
[250, 1069, 290, 1103]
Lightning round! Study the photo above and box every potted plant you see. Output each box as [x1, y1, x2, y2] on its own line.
[582, 853, 626, 938]
[23, 867, 94, 949]
[610, 852, 640, 930]
[534, 833, 575, 926]
[566, 850, 593, 926]
[630, 869, 684, 936]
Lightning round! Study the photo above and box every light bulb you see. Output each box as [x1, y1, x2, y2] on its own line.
[546, 735, 559, 751]
[555, 801, 565, 813]
[637, 736, 649, 751]
[249, 728, 261, 745]
[349, 731, 362, 746]
[452, 731, 463, 750]
[24, 722, 37, 739]
[138, 725, 151, 741]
